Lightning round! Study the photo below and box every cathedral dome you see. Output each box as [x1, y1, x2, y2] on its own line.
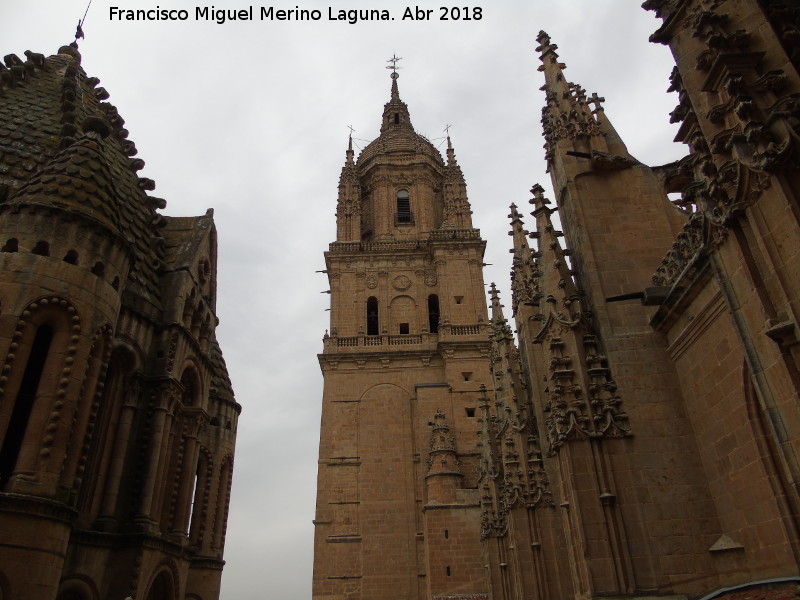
[355, 130, 444, 168]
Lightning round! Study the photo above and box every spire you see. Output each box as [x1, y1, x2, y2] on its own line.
[528, 183, 577, 300]
[535, 30, 569, 98]
[380, 54, 414, 134]
[441, 126, 473, 229]
[482, 284, 553, 523]
[535, 31, 634, 169]
[489, 283, 512, 339]
[507, 203, 541, 317]
[336, 129, 361, 242]
[445, 125, 457, 166]
[526, 183, 631, 454]
[345, 126, 354, 166]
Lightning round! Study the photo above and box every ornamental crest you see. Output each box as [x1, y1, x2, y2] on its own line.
[392, 275, 412, 290]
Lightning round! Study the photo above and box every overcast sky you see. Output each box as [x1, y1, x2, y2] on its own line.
[4, 2, 686, 598]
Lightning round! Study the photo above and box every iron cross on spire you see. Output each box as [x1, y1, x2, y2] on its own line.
[386, 54, 402, 79]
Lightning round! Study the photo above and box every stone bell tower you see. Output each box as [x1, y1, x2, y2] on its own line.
[312, 62, 491, 600]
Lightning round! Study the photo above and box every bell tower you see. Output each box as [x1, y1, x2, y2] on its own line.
[312, 63, 491, 600]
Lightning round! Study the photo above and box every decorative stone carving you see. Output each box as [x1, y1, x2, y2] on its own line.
[392, 275, 411, 291]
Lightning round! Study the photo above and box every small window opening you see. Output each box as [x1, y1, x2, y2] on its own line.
[32, 241, 49, 256]
[396, 189, 412, 224]
[367, 297, 379, 336]
[399, 323, 409, 335]
[462, 372, 472, 382]
[91, 262, 105, 277]
[466, 407, 476, 418]
[63, 250, 79, 265]
[454, 296, 463, 305]
[394, 113, 400, 124]
[427, 294, 440, 334]
[1, 238, 18, 252]
[446, 566, 451, 577]
[0, 324, 53, 488]
[444, 529, 449, 539]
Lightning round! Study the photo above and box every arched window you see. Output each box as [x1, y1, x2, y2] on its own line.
[0, 324, 53, 488]
[367, 297, 379, 336]
[428, 294, 440, 334]
[180, 369, 197, 407]
[146, 571, 174, 600]
[79, 344, 136, 518]
[396, 189, 412, 224]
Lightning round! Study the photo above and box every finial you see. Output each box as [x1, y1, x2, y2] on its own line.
[386, 54, 403, 102]
[345, 126, 355, 164]
[529, 184, 551, 207]
[509, 203, 524, 222]
[386, 53, 402, 79]
[443, 124, 459, 166]
[75, 0, 94, 44]
[535, 31, 558, 58]
[588, 92, 605, 113]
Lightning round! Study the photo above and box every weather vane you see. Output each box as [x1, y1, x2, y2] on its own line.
[386, 54, 402, 79]
[75, 0, 94, 42]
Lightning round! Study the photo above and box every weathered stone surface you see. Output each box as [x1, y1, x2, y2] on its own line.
[315, 3, 800, 599]
[0, 42, 238, 600]
[313, 71, 490, 600]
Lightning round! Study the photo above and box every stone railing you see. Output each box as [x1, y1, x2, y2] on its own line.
[448, 324, 482, 335]
[428, 228, 482, 241]
[326, 334, 432, 349]
[328, 229, 482, 254]
[322, 323, 490, 351]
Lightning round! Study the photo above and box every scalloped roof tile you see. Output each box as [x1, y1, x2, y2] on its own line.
[0, 47, 164, 308]
[0, 43, 234, 399]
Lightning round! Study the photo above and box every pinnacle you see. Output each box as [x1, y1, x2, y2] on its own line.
[535, 31, 559, 60]
[489, 282, 501, 304]
[345, 132, 354, 165]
